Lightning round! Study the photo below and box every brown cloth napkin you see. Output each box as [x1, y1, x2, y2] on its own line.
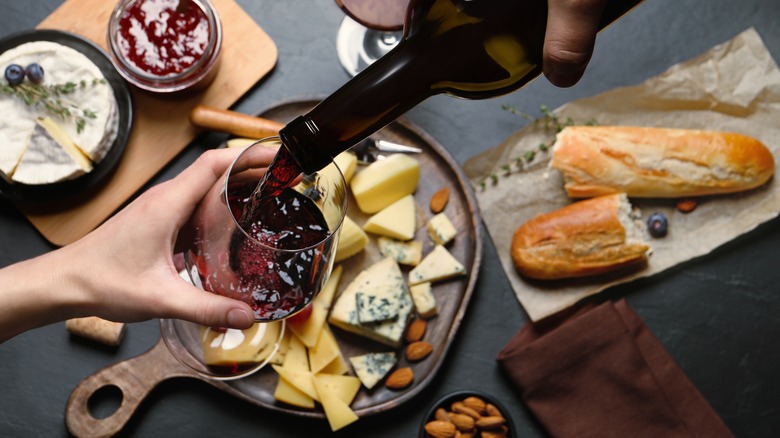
[496, 300, 733, 438]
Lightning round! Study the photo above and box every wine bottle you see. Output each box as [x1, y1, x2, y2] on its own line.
[280, 0, 643, 174]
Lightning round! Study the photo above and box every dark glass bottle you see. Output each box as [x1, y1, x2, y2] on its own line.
[280, 0, 643, 174]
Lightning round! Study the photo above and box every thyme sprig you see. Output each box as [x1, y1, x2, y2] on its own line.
[0, 78, 105, 133]
[474, 105, 597, 191]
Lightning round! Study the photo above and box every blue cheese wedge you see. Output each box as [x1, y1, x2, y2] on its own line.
[329, 257, 414, 348]
[377, 237, 423, 266]
[427, 212, 457, 245]
[349, 352, 397, 390]
[409, 282, 438, 318]
[353, 258, 406, 323]
[408, 245, 466, 286]
[11, 118, 92, 184]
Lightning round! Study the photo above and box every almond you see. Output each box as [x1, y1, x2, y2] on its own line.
[406, 341, 433, 361]
[448, 413, 475, 431]
[424, 420, 457, 438]
[676, 198, 698, 213]
[385, 367, 414, 389]
[435, 407, 451, 422]
[451, 403, 481, 420]
[406, 318, 427, 343]
[430, 187, 450, 213]
[485, 403, 503, 418]
[462, 396, 487, 415]
[476, 416, 506, 430]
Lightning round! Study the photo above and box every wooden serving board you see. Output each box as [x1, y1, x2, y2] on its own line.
[18, 0, 277, 246]
[65, 99, 483, 435]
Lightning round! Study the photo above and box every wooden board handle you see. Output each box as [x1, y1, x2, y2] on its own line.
[65, 339, 203, 438]
[190, 105, 285, 139]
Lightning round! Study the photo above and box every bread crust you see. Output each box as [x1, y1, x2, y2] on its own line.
[551, 126, 775, 198]
[511, 194, 650, 280]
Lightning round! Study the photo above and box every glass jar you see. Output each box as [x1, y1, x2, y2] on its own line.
[107, 0, 223, 93]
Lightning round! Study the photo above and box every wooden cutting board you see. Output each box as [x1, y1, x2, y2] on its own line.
[18, 0, 277, 246]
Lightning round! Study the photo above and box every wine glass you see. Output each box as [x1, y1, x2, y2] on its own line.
[335, 0, 410, 76]
[164, 137, 348, 380]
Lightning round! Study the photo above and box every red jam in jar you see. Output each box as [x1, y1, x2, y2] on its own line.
[108, 0, 222, 93]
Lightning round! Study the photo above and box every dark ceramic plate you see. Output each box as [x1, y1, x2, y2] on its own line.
[0, 29, 132, 203]
[419, 390, 518, 438]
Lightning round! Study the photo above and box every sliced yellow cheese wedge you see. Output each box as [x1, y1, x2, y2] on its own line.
[334, 151, 357, 183]
[313, 373, 361, 405]
[199, 321, 282, 367]
[308, 325, 342, 374]
[350, 153, 420, 213]
[288, 265, 343, 347]
[363, 194, 416, 241]
[272, 365, 318, 400]
[319, 353, 350, 375]
[282, 334, 310, 372]
[313, 378, 359, 432]
[335, 216, 369, 262]
[274, 376, 315, 408]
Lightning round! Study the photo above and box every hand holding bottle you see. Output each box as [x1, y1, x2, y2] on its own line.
[544, 0, 608, 87]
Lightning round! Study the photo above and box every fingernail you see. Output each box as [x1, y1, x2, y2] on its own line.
[227, 308, 253, 328]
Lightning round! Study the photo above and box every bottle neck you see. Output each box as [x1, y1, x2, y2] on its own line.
[280, 38, 433, 174]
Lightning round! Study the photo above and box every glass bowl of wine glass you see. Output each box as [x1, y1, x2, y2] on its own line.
[335, 0, 410, 76]
[164, 137, 348, 380]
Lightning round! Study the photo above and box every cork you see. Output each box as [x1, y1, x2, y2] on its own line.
[66, 317, 126, 347]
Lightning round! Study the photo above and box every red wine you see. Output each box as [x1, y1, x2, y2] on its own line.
[279, 0, 643, 174]
[190, 175, 333, 321]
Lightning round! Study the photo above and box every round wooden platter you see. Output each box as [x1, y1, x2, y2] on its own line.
[64, 98, 483, 434]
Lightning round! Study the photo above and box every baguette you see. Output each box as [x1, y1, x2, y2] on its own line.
[511, 194, 650, 280]
[551, 126, 775, 198]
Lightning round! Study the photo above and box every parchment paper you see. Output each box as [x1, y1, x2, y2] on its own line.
[463, 28, 780, 321]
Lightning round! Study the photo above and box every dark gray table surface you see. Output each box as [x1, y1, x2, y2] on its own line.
[1, 0, 779, 437]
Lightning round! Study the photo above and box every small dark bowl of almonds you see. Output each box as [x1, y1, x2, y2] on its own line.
[420, 389, 517, 438]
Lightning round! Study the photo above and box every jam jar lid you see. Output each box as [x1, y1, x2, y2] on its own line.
[107, 0, 223, 93]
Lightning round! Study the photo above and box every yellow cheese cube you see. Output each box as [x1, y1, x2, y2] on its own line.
[363, 195, 416, 241]
[350, 153, 420, 213]
[335, 216, 369, 262]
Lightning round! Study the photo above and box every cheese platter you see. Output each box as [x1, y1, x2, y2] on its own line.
[65, 98, 482, 434]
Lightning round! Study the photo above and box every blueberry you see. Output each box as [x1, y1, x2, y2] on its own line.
[4, 64, 24, 86]
[25, 63, 44, 84]
[647, 212, 669, 238]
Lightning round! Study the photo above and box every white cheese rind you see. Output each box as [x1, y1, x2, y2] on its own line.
[11, 121, 90, 184]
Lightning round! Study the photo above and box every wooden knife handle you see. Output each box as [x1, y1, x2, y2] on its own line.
[189, 105, 285, 139]
[64, 339, 204, 438]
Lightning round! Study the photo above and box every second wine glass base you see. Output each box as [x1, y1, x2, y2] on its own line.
[336, 15, 402, 77]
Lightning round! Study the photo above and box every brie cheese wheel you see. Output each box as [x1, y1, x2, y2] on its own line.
[0, 41, 119, 183]
[11, 119, 92, 185]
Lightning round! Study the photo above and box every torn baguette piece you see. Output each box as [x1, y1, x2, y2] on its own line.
[551, 126, 775, 198]
[511, 194, 650, 280]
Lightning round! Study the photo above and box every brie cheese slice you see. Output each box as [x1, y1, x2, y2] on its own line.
[12, 119, 92, 184]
